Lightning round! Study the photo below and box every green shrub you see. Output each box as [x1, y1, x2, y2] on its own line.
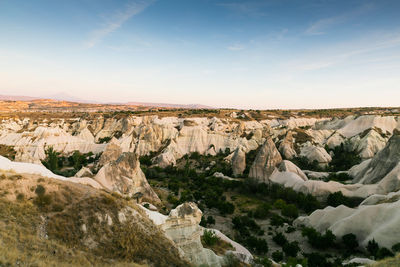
[328, 143, 361, 171]
[202, 230, 219, 246]
[392, 242, 400, 253]
[273, 232, 288, 247]
[35, 185, 46, 196]
[283, 241, 300, 257]
[281, 204, 298, 218]
[367, 239, 379, 257]
[342, 233, 359, 251]
[16, 193, 25, 201]
[376, 247, 394, 260]
[274, 199, 287, 209]
[206, 215, 215, 225]
[302, 227, 336, 249]
[253, 203, 270, 219]
[272, 251, 283, 262]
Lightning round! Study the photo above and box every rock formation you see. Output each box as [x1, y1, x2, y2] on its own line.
[231, 146, 246, 176]
[98, 137, 123, 166]
[249, 136, 282, 182]
[351, 133, 400, 185]
[295, 199, 400, 249]
[278, 131, 297, 159]
[299, 142, 332, 166]
[161, 202, 223, 266]
[94, 152, 160, 204]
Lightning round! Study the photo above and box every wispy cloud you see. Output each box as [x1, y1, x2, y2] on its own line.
[227, 44, 245, 51]
[292, 32, 400, 71]
[305, 3, 373, 35]
[84, 0, 154, 48]
[217, 1, 271, 17]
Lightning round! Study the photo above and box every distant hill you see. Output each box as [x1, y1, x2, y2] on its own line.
[0, 93, 214, 109]
[0, 95, 39, 101]
[123, 102, 214, 109]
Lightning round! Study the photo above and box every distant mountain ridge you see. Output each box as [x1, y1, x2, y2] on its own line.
[0, 93, 214, 109]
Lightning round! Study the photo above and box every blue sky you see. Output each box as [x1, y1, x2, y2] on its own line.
[1, 0, 400, 109]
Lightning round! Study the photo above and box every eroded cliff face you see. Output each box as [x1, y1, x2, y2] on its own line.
[1, 114, 399, 167]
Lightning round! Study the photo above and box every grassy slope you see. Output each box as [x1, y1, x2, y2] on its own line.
[0, 171, 188, 267]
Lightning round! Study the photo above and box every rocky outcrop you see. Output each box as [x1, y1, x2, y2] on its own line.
[348, 128, 387, 159]
[94, 152, 160, 204]
[294, 199, 400, 249]
[231, 146, 246, 176]
[351, 134, 400, 185]
[161, 203, 223, 266]
[278, 131, 297, 159]
[300, 142, 332, 166]
[278, 160, 308, 181]
[98, 137, 123, 166]
[75, 166, 93, 178]
[249, 136, 282, 182]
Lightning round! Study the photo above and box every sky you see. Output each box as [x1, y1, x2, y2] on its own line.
[1, 0, 400, 109]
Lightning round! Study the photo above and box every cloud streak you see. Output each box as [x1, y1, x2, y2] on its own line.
[84, 0, 154, 48]
[305, 3, 373, 35]
[292, 32, 400, 71]
[227, 44, 245, 51]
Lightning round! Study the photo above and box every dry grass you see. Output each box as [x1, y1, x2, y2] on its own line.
[201, 235, 234, 256]
[0, 171, 189, 267]
[0, 144, 16, 160]
[371, 253, 400, 267]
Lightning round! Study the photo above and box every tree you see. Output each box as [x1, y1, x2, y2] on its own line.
[272, 251, 283, 262]
[42, 146, 60, 172]
[327, 191, 348, 207]
[273, 232, 288, 247]
[283, 241, 300, 257]
[367, 239, 379, 257]
[376, 247, 394, 260]
[342, 233, 359, 251]
[282, 204, 299, 218]
[274, 199, 286, 209]
[254, 203, 270, 219]
[206, 215, 215, 225]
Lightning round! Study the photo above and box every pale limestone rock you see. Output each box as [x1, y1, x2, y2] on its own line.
[232, 146, 246, 176]
[94, 152, 160, 204]
[249, 136, 282, 182]
[294, 199, 400, 249]
[337, 115, 397, 138]
[325, 131, 345, 149]
[278, 131, 297, 159]
[75, 166, 93, 178]
[352, 134, 400, 184]
[98, 137, 122, 166]
[300, 142, 332, 166]
[76, 127, 95, 143]
[161, 203, 223, 266]
[348, 128, 387, 159]
[278, 160, 308, 181]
